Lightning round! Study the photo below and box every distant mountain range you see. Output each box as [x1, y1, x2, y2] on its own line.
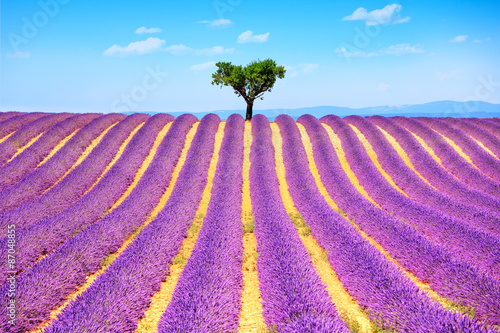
[127, 100, 500, 120]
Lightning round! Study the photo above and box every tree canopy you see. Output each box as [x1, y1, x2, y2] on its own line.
[211, 58, 286, 120]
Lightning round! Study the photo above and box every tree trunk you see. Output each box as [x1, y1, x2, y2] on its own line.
[245, 100, 254, 121]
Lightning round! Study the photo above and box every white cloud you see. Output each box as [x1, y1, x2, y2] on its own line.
[335, 43, 424, 58]
[473, 39, 482, 43]
[237, 30, 270, 43]
[197, 19, 233, 28]
[135, 26, 162, 34]
[190, 61, 216, 71]
[377, 83, 390, 92]
[450, 35, 468, 43]
[104, 37, 165, 56]
[436, 69, 462, 81]
[104, 39, 235, 57]
[7, 51, 30, 58]
[343, 4, 410, 26]
[299, 63, 319, 73]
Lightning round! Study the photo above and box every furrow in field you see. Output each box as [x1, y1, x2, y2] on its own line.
[18, 115, 196, 333]
[0, 115, 168, 286]
[368, 116, 500, 216]
[317, 114, 500, 326]
[0, 114, 100, 191]
[136, 120, 221, 333]
[418, 117, 500, 183]
[158, 115, 244, 332]
[43, 114, 220, 332]
[323, 115, 500, 280]
[345, 116, 500, 239]
[238, 121, 265, 333]
[470, 118, 500, 139]
[0, 111, 22, 123]
[0, 114, 123, 214]
[0, 114, 147, 235]
[0, 112, 48, 143]
[394, 116, 500, 198]
[36, 129, 80, 167]
[0, 113, 72, 166]
[249, 115, 349, 332]
[272, 122, 372, 333]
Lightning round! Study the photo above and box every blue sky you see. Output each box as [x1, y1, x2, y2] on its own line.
[1, 0, 499, 113]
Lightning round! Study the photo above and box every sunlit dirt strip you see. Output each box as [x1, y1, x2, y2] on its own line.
[41, 122, 119, 195]
[299, 124, 459, 315]
[349, 124, 409, 197]
[238, 121, 265, 333]
[270, 122, 372, 333]
[36, 129, 80, 167]
[32, 122, 200, 333]
[80, 122, 145, 196]
[0, 131, 15, 144]
[432, 128, 478, 168]
[376, 125, 435, 188]
[471, 137, 500, 160]
[108, 122, 172, 213]
[135, 122, 224, 333]
[5, 132, 45, 164]
[321, 124, 380, 207]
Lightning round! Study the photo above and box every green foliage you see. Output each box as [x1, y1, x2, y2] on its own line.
[211, 58, 286, 119]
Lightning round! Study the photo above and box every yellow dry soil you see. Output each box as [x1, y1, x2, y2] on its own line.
[37, 129, 79, 167]
[271, 122, 373, 333]
[238, 121, 265, 333]
[42, 122, 119, 194]
[349, 124, 409, 197]
[135, 121, 225, 333]
[6, 132, 45, 164]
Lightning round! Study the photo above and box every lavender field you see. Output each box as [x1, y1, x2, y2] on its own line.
[1, 111, 500, 332]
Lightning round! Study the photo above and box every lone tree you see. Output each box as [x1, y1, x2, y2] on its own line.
[211, 58, 286, 120]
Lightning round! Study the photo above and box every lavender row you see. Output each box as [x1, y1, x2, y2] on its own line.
[417, 117, 500, 183]
[0, 113, 100, 191]
[0, 113, 148, 236]
[0, 113, 72, 166]
[470, 118, 500, 138]
[249, 115, 348, 332]
[393, 116, 500, 198]
[323, 115, 500, 280]
[0, 112, 47, 139]
[0, 114, 195, 333]
[44, 114, 219, 333]
[158, 114, 245, 332]
[0, 113, 125, 214]
[0, 114, 166, 286]
[310, 114, 500, 326]
[368, 116, 500, 217]
[0, 111, 22, 123]
[345, 115, 500, 238]
[281, 114, 489, 332]
[442, 118, 500, 159]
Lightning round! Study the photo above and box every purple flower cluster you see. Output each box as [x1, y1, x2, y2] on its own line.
[0, 114, 194, 333]
[322, 115, 500, 280]
[0, 113, 168, 285]
[393, 117, 500, 198]
[368, 115, 500, 217]
[0, 111, 22, 123]
[249, 115, 349, 333]
[0, 112, 47, 139]
[0, 113, 148, 236]
[0, 113, 100, 191]
[282, 114, 491, 332]
[43, 114, 220, 333]
[442, 118, 500, 159]
[417, 117, 500, 183]
[344, 115, 500, 238]
[158, 114, 245, 332]
[470, 118, 500, 138]
[0, 113, 72, 166]
[0, 113, 125, 214]
[301, 114, 500, 326]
